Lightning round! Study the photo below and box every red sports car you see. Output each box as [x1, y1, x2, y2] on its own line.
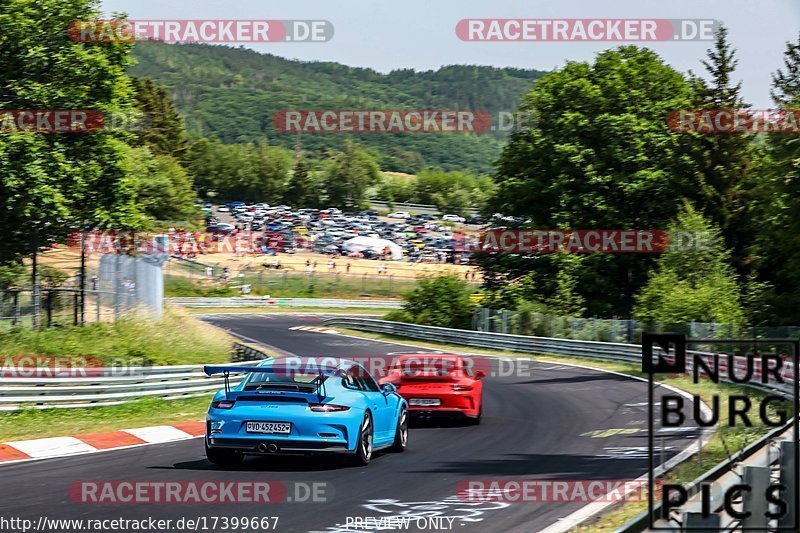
[379, 354, 485, 424]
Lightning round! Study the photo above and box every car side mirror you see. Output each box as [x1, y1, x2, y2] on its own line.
[381, 383, 397, 394]
[475, 370, 487, 380]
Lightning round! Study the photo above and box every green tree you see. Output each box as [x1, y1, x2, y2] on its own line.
[484, 46, 699, 316]
[545, 256, 587, 317]
[684, 25, 760, 277]
[403, 274, 475, 329]
[321, 141, 380, 209]
[125, 146, 197, 221]
[284, 151, 317, 207]
[131, 77, 189, 160]
[185, 138, 290, 202]
[757, 33, 800, 324]
[633, 204, 745, 326]
[0, 0, 142, 267]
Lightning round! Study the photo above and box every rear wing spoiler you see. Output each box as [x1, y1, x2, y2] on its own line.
[204, 365, 279, 376]
[203, 365, 330, 402]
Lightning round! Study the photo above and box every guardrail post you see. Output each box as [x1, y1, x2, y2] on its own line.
[73, 292, 79, 326]
[45, 290, 52, 327]
[779, 440, 796, 529]
[12, 291, 20, 326]
[741, 465, 770, 530]
[683, 512, 720, 531]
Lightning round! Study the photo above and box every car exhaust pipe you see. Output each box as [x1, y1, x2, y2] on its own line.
[267, 443, 279, 453]
[257, 443, 269, 453]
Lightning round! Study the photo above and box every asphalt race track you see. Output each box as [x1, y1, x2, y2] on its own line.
[0, 314, 699, 533]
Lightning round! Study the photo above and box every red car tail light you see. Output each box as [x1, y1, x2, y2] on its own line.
[452, 384, 473, 391]
[309, 404, 350, 412]
[211, 400, 236, 409]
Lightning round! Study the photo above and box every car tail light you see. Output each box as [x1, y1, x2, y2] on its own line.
[212, 400, 235, 409]
[309, 404, 350, 412]
[452, 384, 473, 391]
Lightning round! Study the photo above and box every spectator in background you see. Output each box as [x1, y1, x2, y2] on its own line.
[346, 262, 351, 274]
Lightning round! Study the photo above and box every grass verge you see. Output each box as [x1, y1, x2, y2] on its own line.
[0, 310, 235, 366]
[164, 272, 418, 299]
[0, 312, 240, 440]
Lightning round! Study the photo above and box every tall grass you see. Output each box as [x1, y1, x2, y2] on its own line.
[0, 311, 233, 366]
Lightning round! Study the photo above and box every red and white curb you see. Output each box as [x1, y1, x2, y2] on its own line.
[0, 421, 205, 464]
[289, 325, 341, 334]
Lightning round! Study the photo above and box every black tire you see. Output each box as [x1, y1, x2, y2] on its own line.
[388, 408, 408, 452]
[352, 412, 374, 466]
[205, 440, 244, 467]
[468, 405, 482, 426]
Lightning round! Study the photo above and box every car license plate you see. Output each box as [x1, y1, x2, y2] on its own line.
[246, 421, 291, 434]
[409, 398, 441, 407]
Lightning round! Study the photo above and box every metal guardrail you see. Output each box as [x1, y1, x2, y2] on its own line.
[320, 318, 796, 396]
[0, 342, 271, 410]
[322, 317, 798, 531]
[167, 297, 403, 309]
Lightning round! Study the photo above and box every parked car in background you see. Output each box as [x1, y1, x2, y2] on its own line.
[207, 223, 236, 234]
[442, 214, 466, 223]
[388, 211, 411, 219]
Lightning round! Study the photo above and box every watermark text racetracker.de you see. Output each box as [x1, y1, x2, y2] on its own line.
[270, 354, 532, 380]
[0, 355, 149, 378]
[0, 110, 104, 133]
[478, 229, 713, 254]
[272, 110, 535, 133]
[456, 479, 649, 503]
[69, 480, 331, 504]
[456, 19, 720, 42]
[68, 19, 333, 43]
[667, 109, 800, 134]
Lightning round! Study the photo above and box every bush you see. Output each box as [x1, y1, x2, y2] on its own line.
[383, 309, 415, 323]
[402, 274, 474, 329]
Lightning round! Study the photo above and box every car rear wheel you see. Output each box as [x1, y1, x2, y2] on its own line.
[205, 441, 243, 467]
[352, 413, 373, 466]
[389, 409, 408, 452]
[468, 405, 482, 426]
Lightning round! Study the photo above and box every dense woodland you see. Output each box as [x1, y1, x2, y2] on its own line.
[131, 42, 546, 173]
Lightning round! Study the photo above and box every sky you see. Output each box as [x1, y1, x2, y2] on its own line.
[100, 0, 800, 108]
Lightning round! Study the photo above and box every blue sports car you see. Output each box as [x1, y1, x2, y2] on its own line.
[203, 358, 408, 466]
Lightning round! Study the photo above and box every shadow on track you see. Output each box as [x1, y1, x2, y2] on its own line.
[409, 453, 648, 478]
[155, 453, 394, 472]
[512, 373, 634, 386]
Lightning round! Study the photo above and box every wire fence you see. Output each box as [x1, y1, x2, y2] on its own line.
[472, 307, 800, 343]
[1, 252, 167, 330]
[0, 288, 132, 330]
[164, 258, 426, 298]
